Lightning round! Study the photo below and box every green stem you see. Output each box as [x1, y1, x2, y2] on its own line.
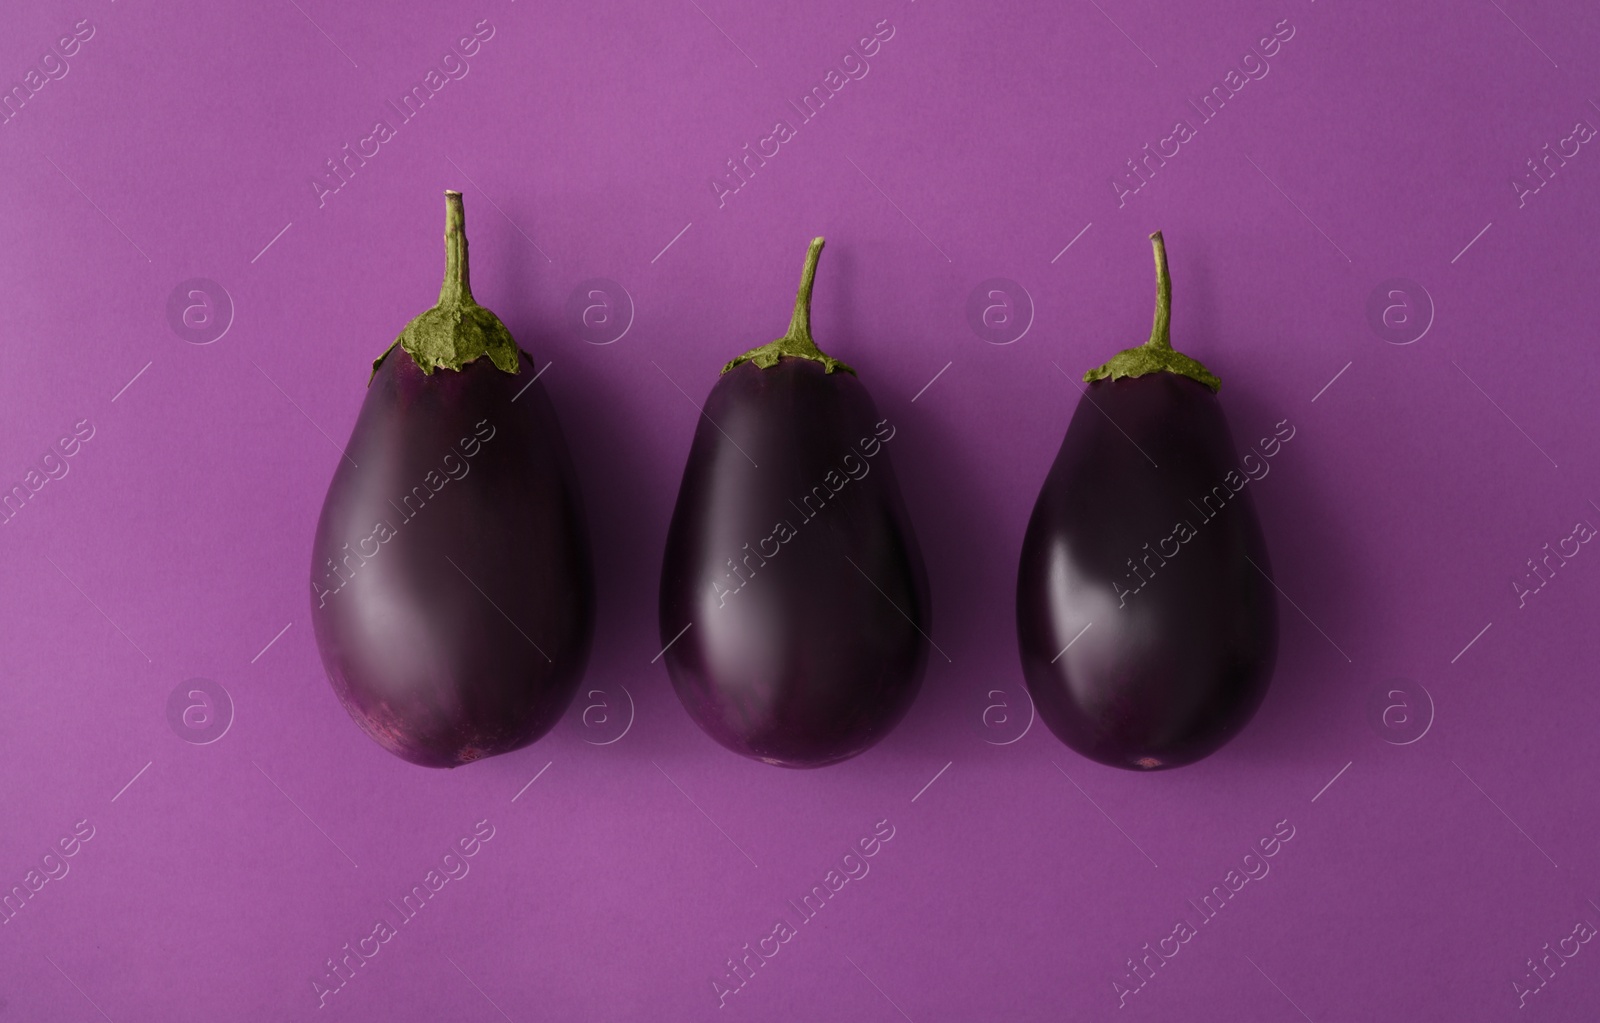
[1082, 230, 1220, 391]
[1147, 230, 1171, 351]
[722, 237, 854, 375]
[375, 190, 521, 379]
[785, 237, 824, 346]
[438, 190, 474, 309]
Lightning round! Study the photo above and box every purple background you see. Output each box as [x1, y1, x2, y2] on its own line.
[2, 0, 1599, 1018]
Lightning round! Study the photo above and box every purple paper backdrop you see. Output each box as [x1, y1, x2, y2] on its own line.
[2, 0, 1599, 1018]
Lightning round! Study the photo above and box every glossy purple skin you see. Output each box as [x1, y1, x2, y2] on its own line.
[1016, 374, 1277, 770]
[310, 350, 594, 768]
[659, 359, 930, 768]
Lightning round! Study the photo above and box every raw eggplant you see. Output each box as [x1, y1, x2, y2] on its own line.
[658, 238, 930, 768]
[1016, 232, 1277, 770]
[310, 191, 594, 768]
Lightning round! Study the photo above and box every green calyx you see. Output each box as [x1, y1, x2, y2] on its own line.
[1083, 231, 1220, 392]
[723, 236, 855, 375]
[372, 190, 521, 380]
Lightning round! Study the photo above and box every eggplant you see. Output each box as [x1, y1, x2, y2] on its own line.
[1016, 232, 1277, 770]
[658, 238, 930, 768]
[310, 191, 594, 768]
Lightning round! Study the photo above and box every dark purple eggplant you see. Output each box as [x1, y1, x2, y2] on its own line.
[658, 238, 930, 768]
[1016, 232, 1277, 770]
[310, 191, 593, 768]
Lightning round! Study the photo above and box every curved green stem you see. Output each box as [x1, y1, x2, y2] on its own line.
[723, 237, 854, 375]
[786, 236, 823, 345]
[1083, 230, 1219, 391]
